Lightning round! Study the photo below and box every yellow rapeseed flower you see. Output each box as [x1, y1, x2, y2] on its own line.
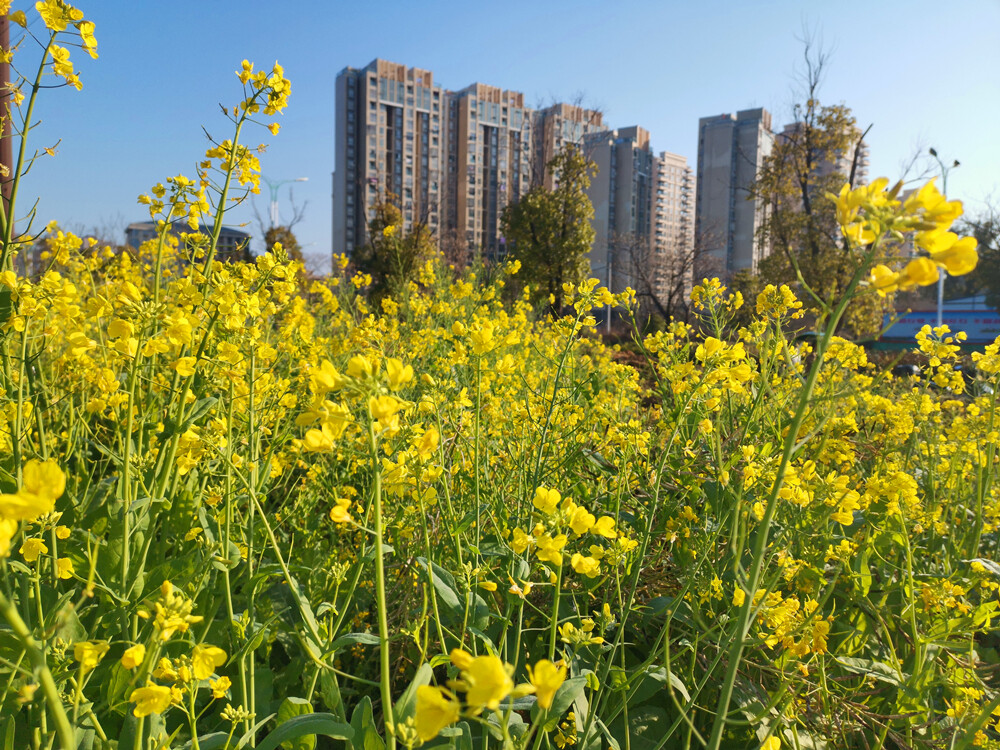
[368, 394, 401, 421]
[533, 486, 561, 515]
[449, 649, 514, 712]
[528, 659, 567, 710]
[868, 264, 900, 296]
[191, 645, 227, 680]
[121, 644, 146, 670]
[0, 519, 18, 558]
[592, 516, 617, 539]
[901, 257, 939, 287]
[917, 230, 978, 275]
[347, 355, 374, 379]
[904, 178, 963, 228]
[0, 459, 66, 521]
[385, 358, 414, 389]
[569, 506, 595, 535]
[74, 641, 110, 672]
[36, 0, 83, 32]
[210, 676, 231, 699]
[172, 357, 197, 377]
[570, 553, 601, 578]
[19, 538, 48, 563]
[414, 685, 460, 741]
[129, 683, 173, 717]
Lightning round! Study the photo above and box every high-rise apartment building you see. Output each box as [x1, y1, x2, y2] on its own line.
[583, 126, 654, 293]
[333, 59, 446, 256]
[652, 151, 696, 298]
[695, 108, 775, 277]
[447, 83, 534, 259]
[534, 103, 604, 189]
[332, 57, 691, 294]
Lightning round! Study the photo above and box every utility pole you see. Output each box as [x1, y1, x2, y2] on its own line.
[606, 247, 613, 334]
[1, 16, 12, 223]
[929, 148, 960, 328]
[262, 175, 307, 229]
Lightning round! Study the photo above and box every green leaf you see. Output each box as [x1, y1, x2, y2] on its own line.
[834, 656, 905, 686]
[854, 547, 873, 597]
[393, 663, 433, 725]
[349, 696, 384, 750]
[622, 706, 669, 750]
[181, 396, 219, 430]
[276, 698, 315, 750]
[534, 676, 587, 731]
[0, 288, 12, 329]
[361, 543, 395, 562]
[253, 714, 353, 750]
[582, 448, 618, 474]
[328, 632, 380, 655]
[594, 719, 621, 750]
[641, 665, 690, 702]
[265, 578, 324, 659]
[183, 733, 230, 750]
[415, 557, 462, 620]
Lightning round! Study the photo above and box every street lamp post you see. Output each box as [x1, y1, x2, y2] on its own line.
[591, 250, 614, 334]
[928, 148, 959, 328]
[261, 175, 308, 229]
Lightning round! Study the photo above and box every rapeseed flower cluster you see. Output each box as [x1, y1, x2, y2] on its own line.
[2, 8, 998, 746]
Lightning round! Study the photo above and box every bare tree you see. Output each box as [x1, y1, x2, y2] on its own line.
[438, 227, 469, 272]
[749, 33, 891, 336]
[252, 188, 308, 253]
[614, 224, 723, 324]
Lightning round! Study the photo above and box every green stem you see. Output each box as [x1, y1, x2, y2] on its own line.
[367, 416, 396, 750]
[705, 243, 877, 750]
[0, 591, 74, 749]
[547, 563, 563, 661]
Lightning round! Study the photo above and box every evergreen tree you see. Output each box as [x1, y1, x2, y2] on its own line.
[353, 195, 436, 302]
[501, 147, 596, 311]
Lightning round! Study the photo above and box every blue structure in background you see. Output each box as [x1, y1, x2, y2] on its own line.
[883, 295, 1000, 344]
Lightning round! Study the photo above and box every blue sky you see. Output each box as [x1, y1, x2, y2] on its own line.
[20, 0, 1000, 273]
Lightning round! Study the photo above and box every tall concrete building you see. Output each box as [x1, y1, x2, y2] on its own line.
[534, 103, 604, 189]
[652, 151, 696, 298]
[446, 83, 534, 259]
[332, 57, 691, 292]
[333, 59, 605, 260]
[695, 108, 775, 277]
[583, 126, 654, 293]
[333, 59, 446, 256]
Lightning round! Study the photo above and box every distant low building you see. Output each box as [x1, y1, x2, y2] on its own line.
[883, 295, 1000, 344]
[125, 221, 252, 262]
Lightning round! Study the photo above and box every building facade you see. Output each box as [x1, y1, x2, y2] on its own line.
[333, 60, 446, 256]
[334, 59, 608, 261]
[652, 151, 696, 300]
[333, 58, 693, 295]
[695, 108, 775, 277]
[583, 126, 653, 293]
[124, 222, 251, 262]
[534, 103, 604, 190]
[447, 83, 534, 259]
